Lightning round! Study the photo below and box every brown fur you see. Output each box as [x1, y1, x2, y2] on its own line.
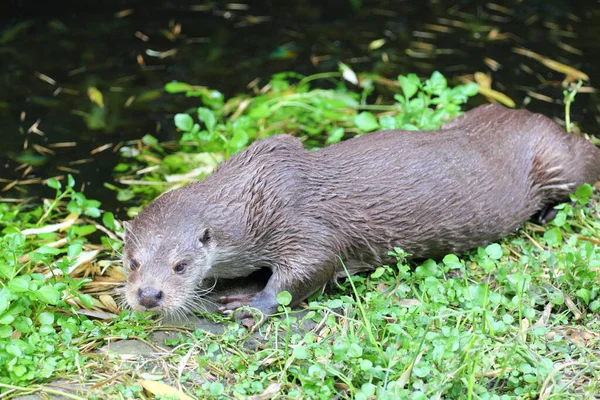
[122, 104, 600, 317]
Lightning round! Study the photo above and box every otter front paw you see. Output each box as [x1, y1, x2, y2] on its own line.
[219, 293, 271, 329]
[219, 290, 279, 317]
[219, 293, 255, 315]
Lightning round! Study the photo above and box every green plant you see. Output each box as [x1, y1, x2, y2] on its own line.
[0, 177, 112, 384]
[563, 79, 583, 133]
[2, 70, 598, 399]
[110, 71, 477, 212]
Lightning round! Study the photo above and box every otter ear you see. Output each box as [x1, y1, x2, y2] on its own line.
[198, 228, 211, 247]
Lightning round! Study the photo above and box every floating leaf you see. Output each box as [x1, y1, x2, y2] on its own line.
[135, 89, 163, 103]
[368, 38, 386, 51]
[478, 86, 515, 108]
[339, 62, 358, 85]
[474, 72, 492, 88]
[165, 82, 193, 93]
[513, 47, 589, 81]
[1, 20, 34, 45]
[87, 87, 104, 108]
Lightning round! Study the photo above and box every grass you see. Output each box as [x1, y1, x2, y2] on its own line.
[0, 68, 599, 399]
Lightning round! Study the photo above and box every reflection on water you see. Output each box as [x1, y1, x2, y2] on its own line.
[1, 0, 598, 209]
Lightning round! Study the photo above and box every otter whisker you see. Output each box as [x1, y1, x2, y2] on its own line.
[107, 238, 123, 257]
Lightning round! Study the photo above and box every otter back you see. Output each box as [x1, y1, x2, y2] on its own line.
[122, 104, 600, 317]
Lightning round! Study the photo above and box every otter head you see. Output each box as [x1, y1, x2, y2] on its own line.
[122, 213, 218, 317]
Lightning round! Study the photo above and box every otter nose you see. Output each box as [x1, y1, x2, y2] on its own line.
[137, 287, 163, 309]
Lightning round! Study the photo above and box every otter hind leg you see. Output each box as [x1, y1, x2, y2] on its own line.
[534, 201, 566, 224]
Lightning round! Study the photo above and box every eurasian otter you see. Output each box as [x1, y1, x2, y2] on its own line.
[122, 104, 600, 318]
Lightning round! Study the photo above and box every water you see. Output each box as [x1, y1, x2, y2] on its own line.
[1, 0, 598, 212]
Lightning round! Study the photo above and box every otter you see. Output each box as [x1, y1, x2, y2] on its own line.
[122, 104, 600, 318]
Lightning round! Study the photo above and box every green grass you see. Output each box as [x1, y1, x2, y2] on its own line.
[1, 69, 599, 399]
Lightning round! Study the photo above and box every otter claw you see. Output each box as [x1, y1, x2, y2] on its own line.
[220, 293, 253, 304]
[219, 294, 255, 311]
[219, 294, 266, 329]
[220, 290, 280, 317]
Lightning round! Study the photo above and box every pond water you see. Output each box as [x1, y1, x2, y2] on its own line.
[1, 0, 598, 212]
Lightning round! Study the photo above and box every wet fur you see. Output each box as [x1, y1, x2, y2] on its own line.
[123, 104, 600, 316]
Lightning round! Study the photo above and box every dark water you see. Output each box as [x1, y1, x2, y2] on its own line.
[1, 0, 598, 212]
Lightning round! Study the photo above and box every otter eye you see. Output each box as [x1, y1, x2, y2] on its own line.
[129, 259, 140, 271]
[173, 263, 187, 274]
